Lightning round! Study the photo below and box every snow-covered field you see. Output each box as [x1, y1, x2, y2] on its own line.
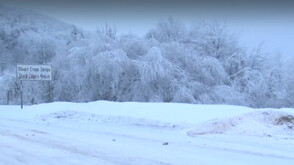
[0, 101, 294, 165]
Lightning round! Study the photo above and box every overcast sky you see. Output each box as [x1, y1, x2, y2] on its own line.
[1, 0, 294, 56]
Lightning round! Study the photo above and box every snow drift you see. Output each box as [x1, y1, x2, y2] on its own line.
[188, 110, 294, 137]
[1, 101, 294, 165]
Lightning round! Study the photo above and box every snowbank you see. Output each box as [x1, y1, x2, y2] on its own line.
[188, 110, 294, 137]
[1, 101, 293, 133]
[1, 101, 294, 165]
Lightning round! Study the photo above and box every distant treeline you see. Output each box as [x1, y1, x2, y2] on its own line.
[0, 6, 293, 107]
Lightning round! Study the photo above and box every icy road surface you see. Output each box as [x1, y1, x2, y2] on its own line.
[0, 101, 294, 165]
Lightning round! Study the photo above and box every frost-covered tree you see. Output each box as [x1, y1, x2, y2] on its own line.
[189, 21, 242, 61]
[70, 25, 84, 42]
[87, 49, 132, 101]
[203, 85, 246, 105]
[146, 17, 187, 43]
[282, 57, 294, 107]
[248, 44, 266, 71]
[119, 34, 148, 59]
[232, 69, 267, 107]
[0, 5, 292, 108]
[97, 23, 117, 41]
[265, 69, 286, 106]
[172, 87, 196, 103]
[134, 47, 176, 102]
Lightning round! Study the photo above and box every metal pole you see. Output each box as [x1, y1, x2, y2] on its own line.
[0, 62, 5, 76]
[6, 90, 9, 105]
[20, 81, 23, 109]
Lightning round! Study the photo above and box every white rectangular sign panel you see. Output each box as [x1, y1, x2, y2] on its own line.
[17, 65, 52, 81]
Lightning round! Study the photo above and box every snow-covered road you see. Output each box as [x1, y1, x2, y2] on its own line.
[1, 101, 294, 165]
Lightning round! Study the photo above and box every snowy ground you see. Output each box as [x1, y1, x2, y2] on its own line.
[0, 101, 294, 165]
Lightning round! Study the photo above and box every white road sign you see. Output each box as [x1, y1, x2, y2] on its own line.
[17, 65, 52, 81]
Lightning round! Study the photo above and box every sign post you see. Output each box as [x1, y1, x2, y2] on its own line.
[0, 62, 5, 76]
[16, 65, 52, 109]
[20, 81, 23, 109]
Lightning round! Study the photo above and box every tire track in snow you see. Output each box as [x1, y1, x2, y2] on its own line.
[0, 120, 173, 165]
[1, 117, 294, 164]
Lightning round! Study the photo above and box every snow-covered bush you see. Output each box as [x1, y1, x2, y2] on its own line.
[172, 87, 196, 103]
[233, 69, 267, 107]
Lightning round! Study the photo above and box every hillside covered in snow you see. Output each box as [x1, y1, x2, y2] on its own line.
[1, 5, 294, 108]
[1, 2, 294, 165]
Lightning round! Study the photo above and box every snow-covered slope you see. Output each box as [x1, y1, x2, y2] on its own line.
[0, 101, 294, 165]
[0, 5, 72, 35]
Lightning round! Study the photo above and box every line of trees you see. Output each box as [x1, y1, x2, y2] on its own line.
[0, 7, 293, 108]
